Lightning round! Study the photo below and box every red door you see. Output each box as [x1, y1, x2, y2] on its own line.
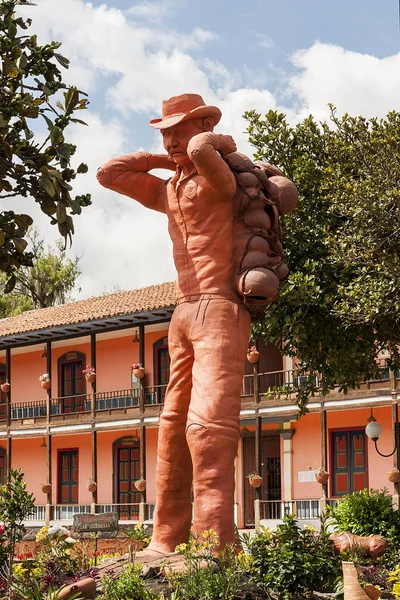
[61, 360, 85, 413]
[58, 449, 79, 504]
[115, 445, 140, 519]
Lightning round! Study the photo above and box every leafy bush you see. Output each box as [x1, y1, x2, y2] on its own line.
[248, 515, 340, 599]
[327, 488, 400, 538]
[100, 563, 156, 600]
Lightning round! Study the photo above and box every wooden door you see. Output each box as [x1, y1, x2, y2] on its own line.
[58, 449, 79, 504]
[115, 445, 140, 519]
[0, 371, 6, 421]
[331, 429, 367, 497]
[154, 338, 170, 403]
[61, 360, 85, 413]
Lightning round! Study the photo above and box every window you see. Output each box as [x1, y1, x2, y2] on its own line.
[331, 429, 367, 497]
[57, 352, 87, 413]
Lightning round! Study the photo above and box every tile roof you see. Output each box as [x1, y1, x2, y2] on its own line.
[0, 281, 177, 338]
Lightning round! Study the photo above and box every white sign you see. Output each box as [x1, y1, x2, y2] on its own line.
[298, 470, 317, 483]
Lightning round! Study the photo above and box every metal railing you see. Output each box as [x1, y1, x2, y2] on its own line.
[258, 499, 320, 521]
[54, 504, 91, 520]
[144, 385, 168, 405]
[11, 400, 47, 420]
[25, 505, 47, 521]
[51, 394, 92, 416]
[95, 389, 140, 411]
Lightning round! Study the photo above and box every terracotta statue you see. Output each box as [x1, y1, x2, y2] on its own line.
[97, 93, 297, 554]
[331, 532, 388, 558]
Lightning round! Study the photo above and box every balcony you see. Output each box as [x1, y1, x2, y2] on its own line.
[1, 364, 395, 426]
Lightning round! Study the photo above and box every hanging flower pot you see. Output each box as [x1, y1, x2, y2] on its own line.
[247, 346, 259, 364]
[41, 483, 51, 494]
[134, 478, 146, 492]
[87, 479, 97, 493]
[315, 469, 329, 484]
[0, 382, 10, 393]
[39, 374, 51, 390]
[247, 472, 262, 488]
[83, 366, 96, 383]
[387, 468, 400, 483]
[131, 364, 145, 379]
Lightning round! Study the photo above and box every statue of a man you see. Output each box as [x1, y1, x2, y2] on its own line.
[97, 93, 252, 554]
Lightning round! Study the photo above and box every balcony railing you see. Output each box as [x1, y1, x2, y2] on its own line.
[258, 499, 320, 521]
[1, 363, 395, 423]
[95, 389, 140, 411]
[23, 503, 156, 524]
[51, 394, 92, 416]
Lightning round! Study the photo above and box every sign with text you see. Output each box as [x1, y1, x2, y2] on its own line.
[73, 512, 119, 533]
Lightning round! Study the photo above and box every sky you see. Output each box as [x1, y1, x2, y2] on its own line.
[12, 0, 400, 299]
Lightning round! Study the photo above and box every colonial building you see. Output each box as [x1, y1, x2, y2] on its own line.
[0, 281, 397, 529]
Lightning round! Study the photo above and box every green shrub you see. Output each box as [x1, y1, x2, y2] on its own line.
[248, 514, 340, 599]
[327, 488, 400, 538]
[100, 563, 156, 600]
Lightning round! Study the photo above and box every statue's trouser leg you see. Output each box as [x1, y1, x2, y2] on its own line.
[148, 306, 194, 553]
[186, 298, 250, 550]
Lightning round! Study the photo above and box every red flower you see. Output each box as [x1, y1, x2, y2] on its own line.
[25, 552, 33, 558]
[17, 554, 24, 560]
[0, 522, 5, 535]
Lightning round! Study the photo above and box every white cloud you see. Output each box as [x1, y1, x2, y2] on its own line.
[14, 2, 400, 299]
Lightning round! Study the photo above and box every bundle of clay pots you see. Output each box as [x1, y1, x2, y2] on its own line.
[226, 152, 298, 320]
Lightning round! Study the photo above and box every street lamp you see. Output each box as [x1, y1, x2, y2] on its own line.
[365, 412, 400, 458]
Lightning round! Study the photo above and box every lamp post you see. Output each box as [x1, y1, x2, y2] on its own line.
[365, 413, 400, 497]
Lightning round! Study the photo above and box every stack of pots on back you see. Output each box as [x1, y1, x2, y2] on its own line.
[225, 152, 299, 320]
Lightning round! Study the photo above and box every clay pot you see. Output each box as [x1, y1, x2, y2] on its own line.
[85, 372, 96, 383]
[387, 468, 400, 483]
[342, 561, 382, 600]
[267, 175, 299, 215]
[41, 380, 51, 390]
[41, 483, 51, 494]
[237, 267, 280, 302]
[87, 480, 97, 493]
[247, 350, 259, 364]
[132, 367, 145, 379]
[315, 470, 329, 484]
[134, 478, 146, 492]
[57, 577, 96, 600]
[248, 474, 262, 488]
[0, 382, 10, 393]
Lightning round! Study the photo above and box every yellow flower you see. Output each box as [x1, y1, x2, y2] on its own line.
[35, 526, 49, 542]
[175, 543, 187, 554]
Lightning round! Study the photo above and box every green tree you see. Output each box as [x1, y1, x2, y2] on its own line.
[0, 228, 82, 316]
[244, 107, 400, 413]
[0, 0, 91, 291]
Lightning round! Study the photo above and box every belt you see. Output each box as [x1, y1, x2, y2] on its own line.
[176, 292, 239, 305]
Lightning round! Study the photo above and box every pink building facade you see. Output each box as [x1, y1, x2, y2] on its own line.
[0, 282, 397, 529]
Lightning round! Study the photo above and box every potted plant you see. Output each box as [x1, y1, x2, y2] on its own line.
[39, 373, 51, 390]
[387, 468, 399, 483]
[315, 468, 329, 484]
[87, 479, 97, 492]
[247, 472, 262, 488]
[0, 382, 10, 393]
[134, 477, 146, 492]
[247, 346, 259, 364]
[83, 365, 96, 383]
[41, 483, 51, 494]
[131, 363, 145, 379]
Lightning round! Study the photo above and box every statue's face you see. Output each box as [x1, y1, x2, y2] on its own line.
[161, 119, 202, 168]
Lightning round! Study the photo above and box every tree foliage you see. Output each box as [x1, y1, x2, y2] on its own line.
[0, 0, 91, 291]
[0, 228, 82, 316]
[245, 107, 400, 413]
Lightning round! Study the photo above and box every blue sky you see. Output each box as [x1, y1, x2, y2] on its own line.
[16, 0, 400, 298]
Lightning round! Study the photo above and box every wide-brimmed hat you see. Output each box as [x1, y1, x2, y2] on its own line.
[149, 93, 221, 130]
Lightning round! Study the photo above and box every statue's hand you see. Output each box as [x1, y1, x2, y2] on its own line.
[216, 134, 237, 157]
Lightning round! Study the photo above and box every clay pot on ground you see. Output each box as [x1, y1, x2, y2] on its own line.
[134, 478, 146, 492]
[57, 577, 96, 600]
[247, 349, 259, 364]
[87, 480, 97, 493]
[315, 470, 329, 484]
[248, 473, 262, 488]
[342, 561, 382, 600]
[132, 367, 145, 379]
[41, 380, 51, 390]
[387, 468, 400, 483]
[0, 382, 10, 393]
[85, 372, 96, 383]
[41, 483, 51, 494]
